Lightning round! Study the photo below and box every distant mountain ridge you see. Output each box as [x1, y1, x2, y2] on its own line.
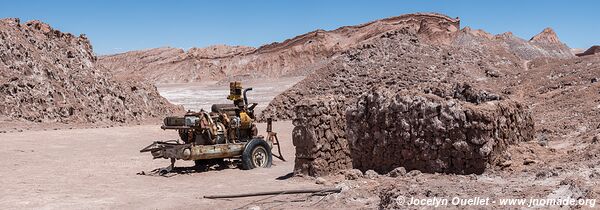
[99, 13, 573, 84]
[98, 13, 463, 84]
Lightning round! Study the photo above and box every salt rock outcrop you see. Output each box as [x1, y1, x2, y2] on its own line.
[346, 87, 534, 174]
[0, 18, 182, 124]
[292, 96, 352, 176]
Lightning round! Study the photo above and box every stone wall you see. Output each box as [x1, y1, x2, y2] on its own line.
[292, 96, 352, 176]
[346, 88, 534, 175]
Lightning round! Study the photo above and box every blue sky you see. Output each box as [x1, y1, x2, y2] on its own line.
[2, 0, 598, 55]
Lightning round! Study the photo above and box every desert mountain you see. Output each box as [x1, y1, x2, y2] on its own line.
[0, 18, 182, 125]
[259, 26, 520, 121]
[530, 27, 562, 44]
[258, 13, 600, 174]
[99, 13, 461, 84]
[99, 13, 573, 84]
[456, 27, 573, 60]
[576, 45, 600, 57]
[260, 13, 575, 121]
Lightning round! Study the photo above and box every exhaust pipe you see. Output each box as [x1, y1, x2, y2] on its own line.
[243, 88, 253, 106]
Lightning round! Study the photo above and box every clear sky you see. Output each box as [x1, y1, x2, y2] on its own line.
[2, 0, 598, 55]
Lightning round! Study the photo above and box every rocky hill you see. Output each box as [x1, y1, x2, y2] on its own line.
[98, 13, 461, 84]
[511, 54, 600, 138]
[0, 18, 183, 126]
[455, 27, 573, 60]
[259, 13, 575, 121]
[576, 45, 600, 57]
[258, 27, 519, 121]
[255, 15, 600, 203]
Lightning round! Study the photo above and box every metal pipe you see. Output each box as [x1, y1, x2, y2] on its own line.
[204, 187, 342, 199]
[187, 143, 245, 160]
[242, 88, 253, 106]
[267, 118, 272, 132]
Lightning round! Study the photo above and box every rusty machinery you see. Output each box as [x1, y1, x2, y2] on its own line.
[140, 82, 285, 172]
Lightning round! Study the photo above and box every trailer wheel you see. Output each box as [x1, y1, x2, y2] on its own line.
[242, 139, 272, 170]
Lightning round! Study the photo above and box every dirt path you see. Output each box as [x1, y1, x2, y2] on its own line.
[0, 121, 318, 209]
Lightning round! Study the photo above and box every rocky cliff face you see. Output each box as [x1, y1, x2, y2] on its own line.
[98, 13, 461, 84]
[0, 18, 183, 125]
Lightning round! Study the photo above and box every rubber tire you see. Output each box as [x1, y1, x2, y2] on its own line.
[241, 139, 273, 170]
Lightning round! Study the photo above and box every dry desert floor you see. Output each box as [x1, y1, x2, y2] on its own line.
[0, 121, 329, 209]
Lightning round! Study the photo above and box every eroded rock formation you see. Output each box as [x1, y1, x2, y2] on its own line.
[0, 18, 183, 124]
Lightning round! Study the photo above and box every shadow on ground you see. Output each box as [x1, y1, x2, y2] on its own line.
[138, 159, 239, 177]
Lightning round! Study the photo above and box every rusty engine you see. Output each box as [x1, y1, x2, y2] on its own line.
[141, 82, 283, 171]
[164, 81, 258, 145]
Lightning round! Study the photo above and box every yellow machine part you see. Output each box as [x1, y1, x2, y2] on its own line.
[227, 81, 243, 101]
[239, 111, 252, 129]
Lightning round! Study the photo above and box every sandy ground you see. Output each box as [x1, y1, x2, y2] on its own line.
[0, 121, 328, 209]
[4, 121, 598, 209]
